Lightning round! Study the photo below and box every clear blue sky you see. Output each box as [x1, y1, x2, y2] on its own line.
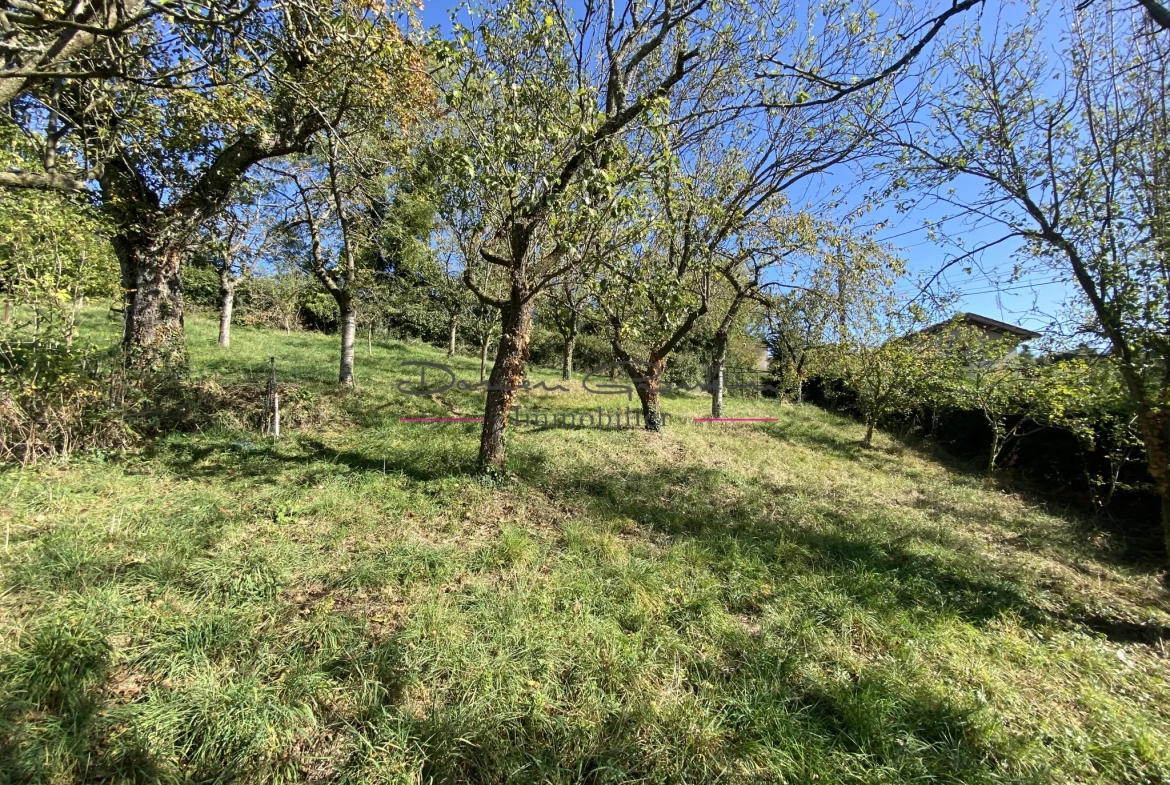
[412, 0, 1079, 340]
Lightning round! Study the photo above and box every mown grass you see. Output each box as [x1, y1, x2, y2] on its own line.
[1, 311, 1168, 784]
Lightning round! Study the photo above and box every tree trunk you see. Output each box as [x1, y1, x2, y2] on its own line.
[367, 325, 372, 357]
[448, 315, 458, 357]
[1134, 408, 1170, 574]
[338, 296, 356, 386]
[988, 432, 1000, 473]
[113, 230, 187, 371]
[1162, 494, 1170, 582]
[711, 330, 729, 418]
[627, 359, 666, 432]
[218, 277, 234, 348]
[863, 418, 875, 447]
[478, 299, 533, 472]
[562, 332, 576, 381]
[2, 299, 9, 325]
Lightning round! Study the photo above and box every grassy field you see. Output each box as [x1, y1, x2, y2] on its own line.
[2, 312, 1169, 784]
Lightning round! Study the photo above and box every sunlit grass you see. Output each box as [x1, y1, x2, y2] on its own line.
[1, 311, 1168, 783]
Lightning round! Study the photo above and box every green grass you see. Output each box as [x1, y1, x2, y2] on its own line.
[2, 311, 1169, 784]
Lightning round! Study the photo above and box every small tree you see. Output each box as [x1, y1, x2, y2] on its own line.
[822, 326, 935, 448]
[202, 198, 275, 348]
[947, 342, 1048, 472]
[1047, 356, 1145, 516]
[927, 324, 1096, 473]
[767, 291, 834, 404]
[546, 280, 587, 381]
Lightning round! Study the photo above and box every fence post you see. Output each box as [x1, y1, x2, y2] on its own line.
[263, 356, 277, 436]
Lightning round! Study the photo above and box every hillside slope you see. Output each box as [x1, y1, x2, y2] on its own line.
[1, 315, 1168, 783]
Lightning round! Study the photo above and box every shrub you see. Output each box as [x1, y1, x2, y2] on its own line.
[0, 315, 251, 466]
[664, 351, 706, 389]
[0, 325, 135, 465]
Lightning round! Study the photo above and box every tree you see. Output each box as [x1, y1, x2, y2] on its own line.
[804, 228, 927, 446]
[930, 325, 1095, 473]
[820, 307, 935, 449]
[426, 224, 478, 358]
[1, 0, 199, 105]
[201, 196, 276, 348]
[594, 199, 712, 431]
[279, 138, 371, 386]
[938, 331, 1046, 471]
[1, 0, 429, 371]
[708, 213, 828, 417]
[592, 0, 991, 430]
[437, 0, 987, 466]
[899, 0, 1170, 569]
[767, 291, 834, 404]
[441, 0, 756, 468]
[545, 279, 587, 381]
[1058, 357, 1147, 516]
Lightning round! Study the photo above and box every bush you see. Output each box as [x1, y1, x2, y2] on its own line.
[664, 351, 706, 388]
[805, 366, 1159, 522]
[182, 260, 223, 311]
[0, 326, 135, 465]
[0, 316, 251, 466]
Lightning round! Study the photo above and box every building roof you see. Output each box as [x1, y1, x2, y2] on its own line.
[917, 312, 1042, 341]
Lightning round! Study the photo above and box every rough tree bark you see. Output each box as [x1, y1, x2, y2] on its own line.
[448, 314, 458, 357]
[111, 225, 188, 370]
[608, 304, 706, 432]
[629, 358, 666, 431]
[98, 127, 321, 371]
[1, 92, 330, 373]
[478, 273, 533, 471]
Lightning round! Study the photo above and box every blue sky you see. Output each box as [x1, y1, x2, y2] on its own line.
[412, 0, 1079, 340]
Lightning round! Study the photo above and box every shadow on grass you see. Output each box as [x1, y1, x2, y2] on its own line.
[765, 415, 1169, 577]
[543, 461, 1048, 630]
[367, 667, 1006, 784]
[140, 434, 484, 485]
[6, 435, 1161, 781]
